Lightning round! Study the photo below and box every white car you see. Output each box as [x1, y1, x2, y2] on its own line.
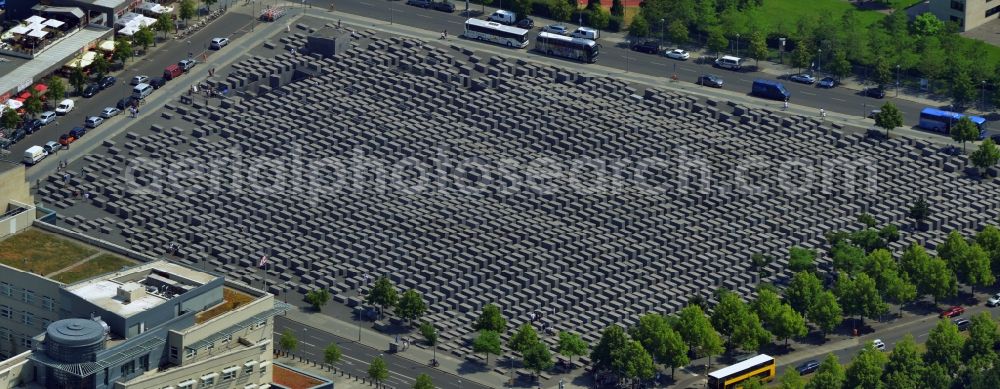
[54, 99, 74, 115]
[209, 37, 230, 49]
[100, 107, 121, 118]
[85, 116, 104, 128]
[988, 293, 1000, 307]
[665, 49, 690, 60]
[542, 24, 568, 35]
[131, 75, 149, 86]
[873, 339, 886, 351]
[38, 111, 57, 125]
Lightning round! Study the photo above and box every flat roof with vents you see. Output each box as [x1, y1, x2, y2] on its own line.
[65, 260, 217, 318]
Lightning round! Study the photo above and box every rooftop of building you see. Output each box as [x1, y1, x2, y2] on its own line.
[272, 363, 332, 389]
[195, 286, 255, 324]
[64, 260, 218, 318]
[0, 227, 99, 276]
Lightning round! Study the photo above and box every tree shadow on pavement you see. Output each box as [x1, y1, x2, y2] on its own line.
[457, 359, 492, 374]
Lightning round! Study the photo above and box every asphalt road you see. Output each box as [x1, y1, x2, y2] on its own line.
[327, 0, 938, 127]
[4, 6, 252, 165]
[274, 315, 491, 389]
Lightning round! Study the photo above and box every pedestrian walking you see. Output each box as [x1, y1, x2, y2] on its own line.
[338, 19, 342, 28]
[820, 108, 826, 117]
[783, 99, 789, 111]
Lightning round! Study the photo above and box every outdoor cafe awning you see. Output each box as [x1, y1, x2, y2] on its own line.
[98, 40, 115, 52]
[43, 19, 65, 28]
[25, 15, 46, 24]
[65, 51, 97, 68]
[9, 25, 31, 35]
[27, 30, 48, 39]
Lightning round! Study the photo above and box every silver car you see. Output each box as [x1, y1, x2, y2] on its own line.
[85, 116, 104, 128]
[38, 111, 57, 125]
[542, 24, 568, 35]
[100, 107, 121, 118]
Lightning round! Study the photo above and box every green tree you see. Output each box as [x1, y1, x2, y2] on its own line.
[951, 70, 976, 108]
[23, 90, 43, 117]
[556, 331, 588, 363]
[203, 0, 218, 11]
[304, 289, 331, 311]
[874, 102, 904, 138]
[135, 25, 155, 53]
[279, 329, 298, 354]
[629, 14, 650, 37]
[366, 277, 398, 319]
[367, 356, 389, 387]
[742, 377, 764, 389]
[610, 0, 624, 17]
[835, 273, 887, 325]
[750, 253, 773, 278]
[91, 54, 109, 78]
[791, 41, 813, 73]
[965, 311, 999, 360]
[883, 272, 918, 315]
[396, 289, 427, 324]
[786, 271, 822, 315]
[591, 325, 630, 375]
[586, 0, 600, 10]
[883, 335, 923, 389]
[908, 198, 930, 229]
[711, 291, 771, 352]
[113, 38, 133, 64]
[619, 340, 655, 385]
[831, 241, 866, 274]
[413, 374, 434, 389]
[46, 77, 66, 105]
[674, 305, 724, 368]
[970, 139, 1000, 175]
[666, 20, 689, 45]
[510, 0, 532, 20]
[912, 12, 944, 36]
[828, 49, 852, 79]
[659, 326, 689, 379]
[69, 67, 86, 95]
[589, 8, 610, 31]
[951, 116, 981, 151]
[155, 13, 173, 40]
[925, 256, 959, 303]
[779, 369, 806, 389]
[473, 304, 507, 333]
[809, 291, 843, 335]
[522, 341, 554, 376]
[771, 304, 808, 346]
[0, 108, 18, 130]
[509, 323, 540, 354]
[180, 0, 197, 23]
[805, 354, 846, 389]
[788, 246, 816, 272]
[922, 363, 953, 389]
[324, 343, 342, 365]
[472, 330, 501, 364]
[419, 321, 438, 346]
[962, 244, 995, 292]
[845, 343, 889, 389]
[939, 230, 970, 263]
[925, 319, 965, 371]
[751, 287, 783, 324]
[747, 30, 768, 66]
[872, 56, 892, 87]
[549, 0, 573, 21]
[976, 225, 1000, 275]
[629, 314, 687, 378]
[707, 26, 729, 57]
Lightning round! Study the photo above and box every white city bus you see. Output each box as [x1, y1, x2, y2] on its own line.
[534, 31, 599, 63]
[463, 18, 530, 48]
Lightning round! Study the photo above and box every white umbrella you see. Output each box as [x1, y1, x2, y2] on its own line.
[5, 100, 23, 110]
[25, 15, 46, 24]
[43, 19, 65, 28]
[98, 40, 115, 52]
[27, 30, 48, 39]
[9, 25, 30, 35]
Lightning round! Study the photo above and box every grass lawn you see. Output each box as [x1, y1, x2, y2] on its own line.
[758, 0, 886, 32]
[196, 287, 255, 324]
[890, 0, 926, 10]
[0, 228, 97, 276]
[51, 254, 136, 284]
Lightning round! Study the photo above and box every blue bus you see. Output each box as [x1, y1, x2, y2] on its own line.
[751, 80, 791, 101]
[918, 108, 988, 139]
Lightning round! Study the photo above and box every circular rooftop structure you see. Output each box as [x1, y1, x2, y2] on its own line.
[46, 318, 106, 347]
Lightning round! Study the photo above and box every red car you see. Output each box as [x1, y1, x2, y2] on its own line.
[940, 306, 965, 318]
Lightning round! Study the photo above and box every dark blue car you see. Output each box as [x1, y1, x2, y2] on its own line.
[796, 360, 821, 375]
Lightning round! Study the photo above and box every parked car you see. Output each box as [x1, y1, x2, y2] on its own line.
[868, 109, 881, 119]
[542, 24, 569, 35]
[954, 318, 972, 331]
[98, 76, 116, 89]
[82, 84, 101, 98]
[117, 96, 138, 110]
[873, 339, 886, 351]
[43, 141, 60, 154]
[817, 77, 837, 88]
[405, 0, 432, 7]
[38, 111, 57, 125]
[69, 126, 87, 139]
[789, 73, 816, 84]
[988, 293, 1000, 307]
[697, 74, 724, 88]
[131, 75, 149, 86]
[664, 49, 690, 60]
[430, 1, 455, 12]
[4, 128, 25, 144]
[864, 87, 886, 99]
[940, 306, 965, 318]
[178, 59, 197, 71]
[209, 37, 230, 50]
[796, 360, 821, 375]
[100, 107, 121, 118]
[55, 99, 74, 115]
[58, 133, 76, 146]
[21, 119, 42, 134]
[84, 116, 104, 128]
[631, 40, 660, 54]
[149, 77, 167, 89]
[515, 18, 534, 29]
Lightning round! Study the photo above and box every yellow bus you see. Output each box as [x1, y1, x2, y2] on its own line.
[707, 354, 776, 389]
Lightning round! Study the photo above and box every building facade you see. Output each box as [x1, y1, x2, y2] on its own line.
[930, 0, 1000, 31]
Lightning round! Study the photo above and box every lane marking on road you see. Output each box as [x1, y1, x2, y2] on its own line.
[359, 1, 373, 5]
[800, 91, 816, 96]
[831, 98, 845, 102]
[739, 78, 750, 82]
[416, 14, 431, 18]
[679, 67, 696, 72]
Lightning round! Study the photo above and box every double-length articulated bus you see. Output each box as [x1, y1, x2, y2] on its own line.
[534, 32, 599, 63]
[462, 18, 529, 48]
[707, 354, 775, 389]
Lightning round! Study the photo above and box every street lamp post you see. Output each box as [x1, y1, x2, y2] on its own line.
[779, 37, 785, 64]
[817, 48, 821, 74]
[735, 33, 740, 57]
[895, 64, 900, 97]
[659, 19, 664, 47]
[982, 80, 987, 110]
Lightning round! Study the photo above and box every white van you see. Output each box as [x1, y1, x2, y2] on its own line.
[714, 55, 743, 70]
[23, 145, 46, 165]
[132, 83, 153, 99]
[570, 27, 600, 40]
[488, 10, 516, 25]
